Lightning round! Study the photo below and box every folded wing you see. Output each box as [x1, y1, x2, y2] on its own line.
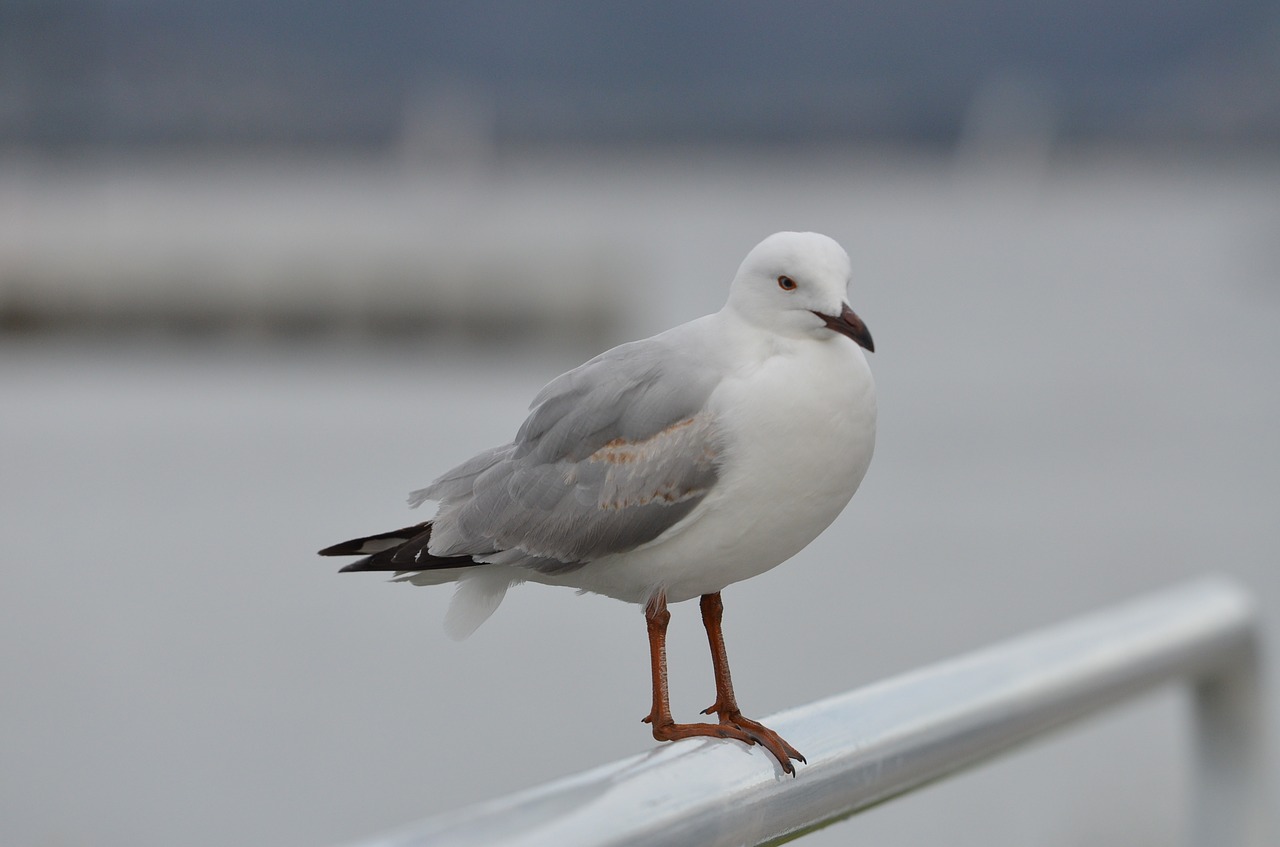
[410, 332, 724, 573]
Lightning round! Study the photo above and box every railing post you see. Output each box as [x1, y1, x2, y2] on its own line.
[1192, 631, 1268, 847]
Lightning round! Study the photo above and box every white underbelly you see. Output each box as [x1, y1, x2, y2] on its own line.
[563, 340, 876, 603]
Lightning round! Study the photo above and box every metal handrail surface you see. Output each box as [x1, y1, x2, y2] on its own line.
[342, 577, 1265, 847]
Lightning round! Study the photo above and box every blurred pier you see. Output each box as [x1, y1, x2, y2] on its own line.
[0, 156, 626, 341]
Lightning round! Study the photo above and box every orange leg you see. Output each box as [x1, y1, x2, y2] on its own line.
[698, 591, 805, 771]
[641, 591, 804, 775]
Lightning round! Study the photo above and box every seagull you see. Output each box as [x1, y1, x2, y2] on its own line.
[320, 231, 876, 774]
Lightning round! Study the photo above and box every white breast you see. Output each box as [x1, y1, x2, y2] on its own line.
[565, 331, 877, 604]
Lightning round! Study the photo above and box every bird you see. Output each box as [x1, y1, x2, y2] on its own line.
[320, 231, 876, 774]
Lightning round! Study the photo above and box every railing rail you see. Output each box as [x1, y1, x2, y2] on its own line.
[342, 577, 1266, 847]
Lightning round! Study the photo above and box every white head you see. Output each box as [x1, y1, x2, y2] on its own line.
[726, 231, 874, 351]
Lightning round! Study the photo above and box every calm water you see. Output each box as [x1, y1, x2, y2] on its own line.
[2, 153, 1278, 846]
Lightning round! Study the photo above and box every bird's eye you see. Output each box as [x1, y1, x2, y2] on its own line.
[777, 275, 797, 291]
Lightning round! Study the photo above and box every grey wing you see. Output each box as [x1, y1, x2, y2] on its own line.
[409, 333, 724, 572]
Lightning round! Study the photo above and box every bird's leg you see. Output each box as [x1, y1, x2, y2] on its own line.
[698, 591, 806, 771]
[641, 592, 784, 765]
[641, 592, 675, 728]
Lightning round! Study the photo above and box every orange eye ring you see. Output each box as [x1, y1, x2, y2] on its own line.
[777, 275, 797, 291]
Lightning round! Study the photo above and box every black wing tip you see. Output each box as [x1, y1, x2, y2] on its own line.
[338, 558, 392, 573]
[321, 521, 482, 574]
[317, 522, 431, 558]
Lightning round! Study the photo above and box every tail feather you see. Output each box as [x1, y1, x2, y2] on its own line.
[319, 522, 483, 573]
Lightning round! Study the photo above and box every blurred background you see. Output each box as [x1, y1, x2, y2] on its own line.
[2, 2, 1278, 845]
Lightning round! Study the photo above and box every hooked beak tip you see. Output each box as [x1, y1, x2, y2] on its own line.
[814, 304, 874, 353]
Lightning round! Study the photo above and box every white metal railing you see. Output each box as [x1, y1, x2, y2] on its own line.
[342, 577, 1267, 847]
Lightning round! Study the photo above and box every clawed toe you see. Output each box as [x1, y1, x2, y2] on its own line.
[733, 718, 803, 772]
[650, 720, 763, 755]
[710, 711, 804, 771]
[650, 712, 804, 775]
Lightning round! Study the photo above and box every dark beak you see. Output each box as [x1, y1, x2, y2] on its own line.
[813, 304, 875, 352]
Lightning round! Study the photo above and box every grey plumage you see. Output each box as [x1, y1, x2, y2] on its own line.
[407, 326, 725, 572]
